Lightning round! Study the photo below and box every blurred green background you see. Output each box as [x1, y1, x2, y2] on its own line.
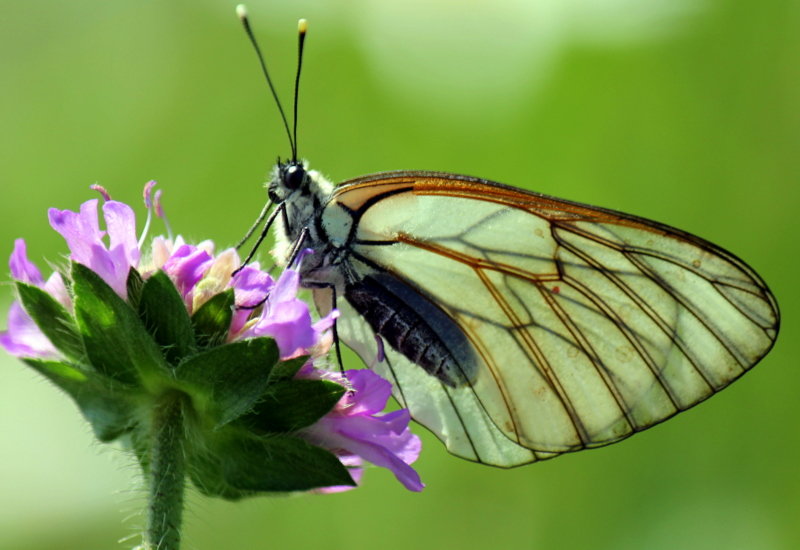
[1, 1, 797, 549]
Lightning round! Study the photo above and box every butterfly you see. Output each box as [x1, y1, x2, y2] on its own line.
[236, 7, 780, 467]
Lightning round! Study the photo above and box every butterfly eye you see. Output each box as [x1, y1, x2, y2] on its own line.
[282, 163, 307, 191]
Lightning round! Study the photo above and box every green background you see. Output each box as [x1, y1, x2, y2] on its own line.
[1, 1, 797, 549]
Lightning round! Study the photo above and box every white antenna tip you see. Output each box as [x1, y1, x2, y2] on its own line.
[298, 19, 308, 33]
[236, 4, 248, 20]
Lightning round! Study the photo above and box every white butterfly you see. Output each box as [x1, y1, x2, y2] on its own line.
[236, 7, 780, 467]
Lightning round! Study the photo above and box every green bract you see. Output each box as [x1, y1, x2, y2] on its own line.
[16, 261, 355, 496]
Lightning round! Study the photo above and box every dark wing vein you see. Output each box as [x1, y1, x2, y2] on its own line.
[551, 226, 707, 406]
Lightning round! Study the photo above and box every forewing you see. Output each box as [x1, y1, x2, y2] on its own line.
[321, 171, 779, 466]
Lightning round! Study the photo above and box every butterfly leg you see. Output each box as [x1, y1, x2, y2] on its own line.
[330, 284, 345, 372]
[285, 225, 310, 268]
[233, 203, 283, 275]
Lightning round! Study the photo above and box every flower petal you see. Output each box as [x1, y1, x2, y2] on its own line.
[48, 199, 137, 298]
[300, 367, 424, 492]
[342, 369, 394, 415]
[48, 200, 102, 268]
[43, 272, 71, 308]
[0, 301, 59, 358]
[103, 200, 140, 268]
[251, 300, 316, 358]
[230, 264, 274, 307]
[308, 415, 424, 492]
[9, 239, 44, 286]
[162, 244, 213, 302]
[270, 268, 300, 304]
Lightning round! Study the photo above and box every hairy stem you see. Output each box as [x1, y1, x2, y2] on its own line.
[143, 391, 186, 550]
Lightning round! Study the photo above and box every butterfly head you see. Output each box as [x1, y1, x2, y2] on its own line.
[268, 159, 334, 204]
[268, 159, 334, 265]
[268, 159, 310, 203]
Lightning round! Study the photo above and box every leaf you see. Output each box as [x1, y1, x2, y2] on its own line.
[23, 358, 134, 441]
[15, 282, 84, 361]
[268, 355, 310, 382]
[174, 338, 279, 427]
[71, 262, 170, 386]
[246, 379, 345, 433]
[188, 431, 355, 497]
[191, 289, 235, 348]
[138, 270, 196, 365]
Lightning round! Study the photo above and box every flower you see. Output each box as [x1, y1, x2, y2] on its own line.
[300, 367, 424, 492]
[1, 181, 423, 494]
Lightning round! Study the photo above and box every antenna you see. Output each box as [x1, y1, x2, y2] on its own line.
[292, 19, 308, 163]
[236, 4, 295, 159]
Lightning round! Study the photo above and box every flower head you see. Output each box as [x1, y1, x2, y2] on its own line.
[1, 182, 423, 495]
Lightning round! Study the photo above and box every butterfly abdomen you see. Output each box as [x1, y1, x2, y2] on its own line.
[344, 274, 473, 387]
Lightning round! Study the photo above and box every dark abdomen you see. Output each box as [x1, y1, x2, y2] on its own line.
[344, 274, 475, 387]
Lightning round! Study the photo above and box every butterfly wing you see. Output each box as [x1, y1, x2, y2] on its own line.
[313, 171, 779, 466]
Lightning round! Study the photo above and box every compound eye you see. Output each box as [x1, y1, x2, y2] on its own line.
[283, 164, 306, 190]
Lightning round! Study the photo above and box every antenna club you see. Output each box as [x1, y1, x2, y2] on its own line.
[298, 19, 308, 34]
[236, 4, 248, 20]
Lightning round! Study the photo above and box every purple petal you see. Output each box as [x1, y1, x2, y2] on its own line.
[300, 367, 424, 492]
[342, 439, 423, 492]
[311, 309, 338, 334]
[87, 241, 125, 295]
[230, 265, 274, 307]
[48, 199, 135, 297]
[48, 200, 102, 268]
[342, 369, 393, 415]
[250, 300, 316, 357]
[103, 201, 140, 267]
[270, 268, 300, 303]
[335, 412, 421, 462]
[0, 301, 58, 358]
[162, 244, 213, 299]
[43, 272, 70, 308]
[368, 409, 422, 464]
[229, 265, 275, 335]
[9, 239, 44, 286]
[309, 415, 424, 492]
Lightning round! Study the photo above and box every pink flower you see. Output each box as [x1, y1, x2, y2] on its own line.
[300, 367, 424, 492]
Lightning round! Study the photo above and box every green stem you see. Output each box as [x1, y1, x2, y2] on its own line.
[143, 391, 186, 550]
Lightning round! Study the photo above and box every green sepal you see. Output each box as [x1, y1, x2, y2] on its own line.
[138, 270, 196, 365]
[188, 431, 355, 498]
[191, 288, 235, 348]
[245, 379, 345, 433]
[71, 262, 170, 386]
[268, 355, 310, 382]
[15, 282, 84, 361]
[174, 338, 278, 427]
[126, 267, 144, 311]
[22, 358, 134, 441]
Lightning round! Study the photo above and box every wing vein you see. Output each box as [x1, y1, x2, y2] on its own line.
[474, 268, 590, 447]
